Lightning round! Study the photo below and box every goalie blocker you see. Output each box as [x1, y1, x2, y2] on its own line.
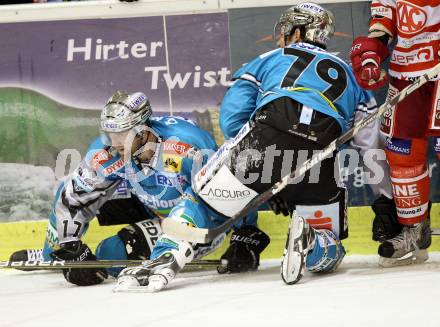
[193, 97, 347, 278]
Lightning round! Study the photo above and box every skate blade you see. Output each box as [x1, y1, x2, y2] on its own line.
[281, 252, 304, 285]
[281, 216, 305, 285]
[112, 285, 157, 293]
[379, 249, 429, 268]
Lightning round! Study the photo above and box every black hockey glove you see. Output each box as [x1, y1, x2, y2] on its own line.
[371, 195, 402, 242]
[50, 241, 108, 286]
[268, 196, 290, 216]
[217, 225, 270, 274]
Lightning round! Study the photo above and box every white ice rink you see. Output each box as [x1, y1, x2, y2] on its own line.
[1, 254, 440, 327]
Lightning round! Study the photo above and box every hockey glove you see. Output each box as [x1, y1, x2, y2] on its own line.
[268, 196, 290, 216]
[350, 36, 389, 90]
[371, 195, 402, 243]
[51, 241, 108, 286]
[217, 225, 270, 274]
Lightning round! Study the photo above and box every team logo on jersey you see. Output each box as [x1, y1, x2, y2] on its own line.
[163, 140, 191, 156]
[397, 1, 427, 35]
[156, 173, 186, 187]
[391, 46, 434, 65]
[163, 155, 182, 173]
[92, 150, 111, 170]
[103, 158, 124, 176]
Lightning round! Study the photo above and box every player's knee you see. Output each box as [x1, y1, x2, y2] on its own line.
[306, 229, 345, 273]
[117, 218, 162, 260]
[96, 235, 128, 277]
[96, 218, 162, 277]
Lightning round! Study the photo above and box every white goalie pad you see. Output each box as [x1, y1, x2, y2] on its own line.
[198, 165, 258, 217]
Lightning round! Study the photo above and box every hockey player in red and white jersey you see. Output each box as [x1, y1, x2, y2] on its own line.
[350, 0, 439, 267]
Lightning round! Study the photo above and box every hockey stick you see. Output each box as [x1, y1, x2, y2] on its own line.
[162, 63, 440, 244]
[0, 259, 221, 270]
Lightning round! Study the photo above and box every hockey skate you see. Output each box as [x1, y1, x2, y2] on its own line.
[113, 252, 179, 293]
[378, 218, 431, 268]
[281, 212, 315, 285]
[9, 249, 44, 271]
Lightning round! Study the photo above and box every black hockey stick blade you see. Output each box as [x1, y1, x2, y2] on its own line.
[0, 259, 221, 270]
[162, 63, 440, 244]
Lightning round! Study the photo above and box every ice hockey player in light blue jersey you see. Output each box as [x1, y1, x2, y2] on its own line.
[221, 21, 372, 139]
[10, 90, 266, 289]
[194, 2, 388, 284]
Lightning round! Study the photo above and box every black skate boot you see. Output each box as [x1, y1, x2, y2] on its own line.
[281, 212, 315, 285]
[9, 249, 44, 271]
[378, 217, 431, 267]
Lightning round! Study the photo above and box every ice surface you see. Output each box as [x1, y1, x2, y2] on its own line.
[1, 254, 440, 327]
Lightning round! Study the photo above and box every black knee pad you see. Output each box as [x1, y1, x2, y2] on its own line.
[117, 218, 162, 260]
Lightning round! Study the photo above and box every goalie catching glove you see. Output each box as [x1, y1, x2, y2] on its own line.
[217, 225, 270, 274]
[50, 241, 108, 286]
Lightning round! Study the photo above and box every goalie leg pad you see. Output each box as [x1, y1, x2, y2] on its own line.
[306, 229, 346, 273]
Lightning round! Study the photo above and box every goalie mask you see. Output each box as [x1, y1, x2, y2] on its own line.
[273, 2, 335, 49]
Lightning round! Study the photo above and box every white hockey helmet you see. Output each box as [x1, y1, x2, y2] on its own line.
[273, 2, 335, 48]
[100, 90, 152, 133]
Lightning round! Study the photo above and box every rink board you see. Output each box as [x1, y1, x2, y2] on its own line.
[1, 205, 440, 261]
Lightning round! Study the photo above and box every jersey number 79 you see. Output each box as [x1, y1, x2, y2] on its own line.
[281, 47, 347, 102]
